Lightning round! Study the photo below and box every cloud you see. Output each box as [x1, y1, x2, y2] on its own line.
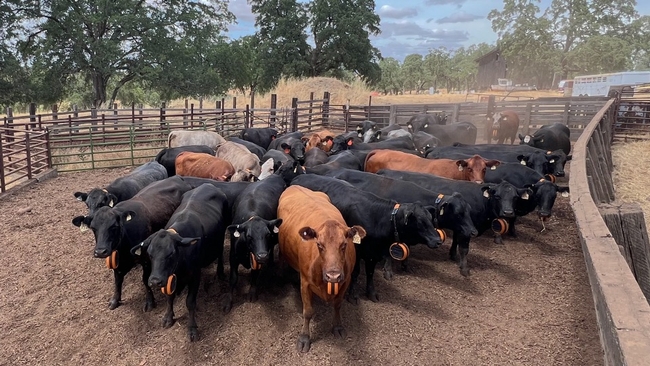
[436, 11, 482, 24]
[378, 5, 418, 19]
[424, 0, 467, 7]
[228, 0, 256, 24]
[377, 21, 469, 42]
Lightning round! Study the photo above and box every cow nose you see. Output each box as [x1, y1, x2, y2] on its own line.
[256, 251, 269, 263]
[325, 271, 342, 283]
[555, 171, 565, 177]
[503, 210, 515, 217]
[538, 211, 551, 218]
[470, 228, 478, 237]
[474, 180, 483, 184]
[149, 277, 164, 288]
[94, 248, 110, 258]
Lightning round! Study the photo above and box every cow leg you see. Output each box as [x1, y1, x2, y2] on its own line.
[365, 258, 379, 302]
[494, 232, 503, 244]
[109, 269, 127, 310]
[141, 261, 156, 312]
[382, 256, 394, 280]
[297, 279, 314, 353]
[331, 297, 346, 339]
[222, 258, 239, 314]
[248, 269, 260, 302]
[216, 239, 226, 281]
[345, 255, 362, 305]
[507, 217, 518, 238]
[162, 293, 176, 329]
[449, 237, 458, 261]
[186, 276, 201, 342]
[458, 240, 471, 277]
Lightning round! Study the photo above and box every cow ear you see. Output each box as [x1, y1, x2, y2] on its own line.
[74, 192, 88, 202]
[301, 136, 310, 144]
[566, 155, 572, 161]
[72, 215, 92, 231]
[518, 133, 524, 140]
[121, 211, 135, 222]
[375, 130, 382, 140]
[486, 160, 501, 168]
[178, 237, 200, 247]
[131, 238, 150, 256]
[518, 188, 532, 200]
[268, 219, 283, 234]
[347, 225, 367, 243]
[108, 193, 118, 208]
[281, 142, 290, 150]
[517, 154, 527, 164]
[298, 227, 317, 241]
[456, 160, 468, 171]
[481, 186, 491, 198]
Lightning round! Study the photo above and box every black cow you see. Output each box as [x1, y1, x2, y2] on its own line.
[132, 183, 228, 341]
[405, 113, 448, 131]
[181, 178, 251, 221]
[329, 135, 415, 155]
[303, 147, 329, 167]
[240, 127, 279, 150]
[519, 122, 572, 155]
[74, 161, 168, 216]
[267, 131, 303, 150]
[485, 162, 569, 236]
[223, 174, 286, 313]
[356, 120, 379, 142]
[313, 168, 478, 276]
[407, 120, 477, 146]
[227, 137, 267, 160]
[291, 174, 444, 303]
[72, 175, 193, 310]
[270, 136, 306, 163]
[375, 170, 529, 272]
[324, 150, 364, 170]
[427, 143, 570, 177]
[412, 131, 442, 156]
[154, 145, 214, 177]
[261, 149, 294, 172]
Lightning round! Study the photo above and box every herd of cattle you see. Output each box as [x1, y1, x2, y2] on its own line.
[71, 110, 572, 352]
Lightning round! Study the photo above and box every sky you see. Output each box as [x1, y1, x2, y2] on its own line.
[226, 0, 650, 62]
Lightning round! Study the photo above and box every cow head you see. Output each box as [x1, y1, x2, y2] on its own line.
[228, 217, 282, 268]
[230, 169, 257, 182]
[524, 180, 570, 219]
[356, 120, 377, 138]
[518, 133, 535, 145]
[517, 152, 549, 176]
[299, 222, 366, 287]
[428, 192, 478, 238]
[406, 114, 434, 133]
[545, 149, 571, 177]
[74, 188, 118, 216]
[131, 229, 199, 294]
[258, 158, 275, 180]
[281, 140, 306, 163]
[362, 128, 381, 143]
[304, 134, 322, 152]
[482, 182, 526, 219]
[72, 206, 135, 259]
[456, 155, 501, 183]
[275, 160, 305, 185]
[395, 202, 444, 249]
[433, 112, 448, 125]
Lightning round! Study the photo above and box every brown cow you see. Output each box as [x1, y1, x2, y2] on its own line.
[304, 130, 336, 153]
[487, 110, 520, 144]
[364, 149, 500, 183]
[277, 185, 366, 353]
[175, 151, 235, 181]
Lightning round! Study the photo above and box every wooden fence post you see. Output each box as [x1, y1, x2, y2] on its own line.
[73, 104, 79, 118]
[52, 104, 58, 121]
[308, 92, 314, 129]
[29, 103, 37, 130]
[523, 102, 532, 134]
[486, 95, 495, 144]
[389, 105, 397, 125]
[600, 202, 650, 304]
[113, 103, 118, 130]
[25, 132, 32, 179]
[270, 94, 277, 128]
[0, 135, 5, 192]
[160, 101, 166, 130]
[291, 98, 298, 132]
[368, 95, 372, 121]
[5, 107, 14, 143]
[199, 97, 203, 113]
[245, 104, 250, 129]
[250, 92, 255, 124]
[322, 91, 330, 128]
[452, 104, 460, 123]
[232, 97, 237, 109]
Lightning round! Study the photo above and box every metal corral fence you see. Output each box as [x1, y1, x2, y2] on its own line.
[0, 92, 620, 176]
[614, 85, 650, 140]
[569, 98, 650, 366]
[0, 127, 50, 192]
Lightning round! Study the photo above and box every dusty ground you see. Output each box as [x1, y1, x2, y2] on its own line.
[0, 169, 602, 366]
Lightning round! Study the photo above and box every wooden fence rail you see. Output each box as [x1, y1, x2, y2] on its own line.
[0, 128, 50, 192]
[569, 98, 650, 366]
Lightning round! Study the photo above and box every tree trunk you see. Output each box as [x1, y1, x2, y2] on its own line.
[91, 71, 108, 108]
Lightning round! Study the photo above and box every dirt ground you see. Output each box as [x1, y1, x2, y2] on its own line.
[0, 168, 603, 366]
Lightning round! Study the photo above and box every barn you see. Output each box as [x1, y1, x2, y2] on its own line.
[476, 48, 508, 90]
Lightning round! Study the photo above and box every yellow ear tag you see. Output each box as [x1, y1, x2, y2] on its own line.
[80, 223, 89, 232]
[520, 160, 526, 165]
[458, 165, 463, 171]
[491, 165, 497, 170]
[353, 233, 361, 244]
[561, 191, 569, 198]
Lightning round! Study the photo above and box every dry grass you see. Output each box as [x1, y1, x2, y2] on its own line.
[168, 77, 563, 109]
[612, 140, 650, 230]
[51, 143, 164, 172]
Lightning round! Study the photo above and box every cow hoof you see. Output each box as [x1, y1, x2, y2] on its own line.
[448, 255, 457, 262]
[162, 315, 175, 329]
[345, 291, 359, 305]
[108, 299, 121, 310]
[383, 270, 393, 281]
[332, 325, 347, 339]
[460, 268, 471, 277]
[494, 236, 504, 245]
[143, 299, 156, 313]
[217, 270, 226, 281]
[248, 289, 258, 303]
[188, 327, 199, 342]
[367, 291, 379, 303]
[296, 334, 311, 353]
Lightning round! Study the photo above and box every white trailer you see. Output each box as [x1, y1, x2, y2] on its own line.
[572, 71, 650, 97]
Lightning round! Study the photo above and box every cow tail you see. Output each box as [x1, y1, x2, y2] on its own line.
[167, 132, 175, 148]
